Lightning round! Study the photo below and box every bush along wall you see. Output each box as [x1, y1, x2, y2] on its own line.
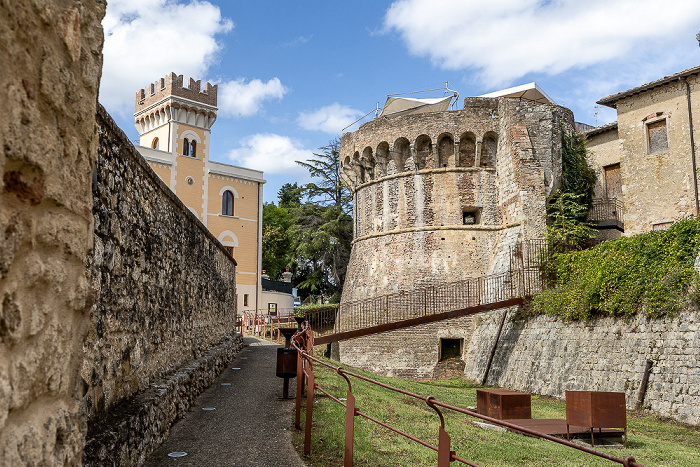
[530, 216, 700, 320]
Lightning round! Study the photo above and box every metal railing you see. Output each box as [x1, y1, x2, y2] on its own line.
[292, 326, 645, 467]
[589, 198, 624, 224]
[241, 308, 297, 343]
[333, 240, 549, 336]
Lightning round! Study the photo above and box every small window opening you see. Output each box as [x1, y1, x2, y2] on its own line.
[183, 138, 189, 156]
[243, 294, 249, 306]
[190, 140, 197, 157]
[440, 338, 463, 362]
[222, 190, 234, 216]
[647, 119, 668, 154]
[463, 208, 481, 225]
[151, 137, 159, 150]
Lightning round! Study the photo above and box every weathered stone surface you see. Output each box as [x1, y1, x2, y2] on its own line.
[338, 98, 573, 378]
[81, 107, 240, 463]
[84, 335, 243, 467]
[464, 308, 700, 425]
[0, 0, 105, 464]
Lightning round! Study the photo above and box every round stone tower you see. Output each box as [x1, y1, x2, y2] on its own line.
[337, 96, 574, 378]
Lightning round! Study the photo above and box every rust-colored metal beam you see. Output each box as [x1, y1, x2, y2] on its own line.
[314, 297, 525, 345]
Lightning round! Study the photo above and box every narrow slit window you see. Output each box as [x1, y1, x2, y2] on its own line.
[183, 138, 189, 156]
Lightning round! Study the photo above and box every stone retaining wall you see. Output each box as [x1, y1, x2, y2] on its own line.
[464, 308, 700, 425]
[84, 335, 243, 466]
[82, 107, 240, 462]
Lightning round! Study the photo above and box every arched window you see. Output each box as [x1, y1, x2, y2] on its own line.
[151, 137, 159, 150]
[190, 140, 197, 157]
[183, 138, 189, 156]
[222, 190, 234, 216]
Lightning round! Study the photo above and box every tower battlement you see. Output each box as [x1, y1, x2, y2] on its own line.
[135, 72, 217, 112]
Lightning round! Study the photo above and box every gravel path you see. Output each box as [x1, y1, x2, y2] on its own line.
[146, 336, 306, 467]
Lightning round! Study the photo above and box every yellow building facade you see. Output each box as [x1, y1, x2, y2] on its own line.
[133, 73, 265, 314]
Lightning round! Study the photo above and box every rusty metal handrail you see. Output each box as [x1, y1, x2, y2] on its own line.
[291, 326, 645, 467]
[334, 240, 549, 337]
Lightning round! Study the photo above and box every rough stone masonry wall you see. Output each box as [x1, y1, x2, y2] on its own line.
[338, 99, 573, 378]
[82, 107, 242, 464]
[0, 1, 105, 465]
[464, 309, 700, 425]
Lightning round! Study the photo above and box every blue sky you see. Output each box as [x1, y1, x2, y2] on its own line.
[100, 0, 700, 204]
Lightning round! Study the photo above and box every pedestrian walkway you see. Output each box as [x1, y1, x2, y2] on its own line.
[146, 336, 306, 467]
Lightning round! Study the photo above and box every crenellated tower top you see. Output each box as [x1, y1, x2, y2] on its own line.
[135, 72, 217, 112]
[134, 72, 218, 158]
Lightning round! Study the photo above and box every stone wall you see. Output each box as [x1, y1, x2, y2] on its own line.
[337, 98, 573, 377]
[82, 106, 241, 461]
[0, 1, 105, 465]
[464, 308, 700, 425]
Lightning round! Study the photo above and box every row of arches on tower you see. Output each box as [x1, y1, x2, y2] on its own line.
[135, 103, 217, 135]
[342, 131, 498, 185]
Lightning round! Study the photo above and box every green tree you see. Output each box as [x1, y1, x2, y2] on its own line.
[277, 182, 303, 209]
[293, 138, 353, 300]
[261, 202, 295, 280]
[295, 138, 352, 215]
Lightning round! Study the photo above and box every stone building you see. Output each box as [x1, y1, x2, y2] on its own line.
[133, 73, 265, 314]
[587, 65, 700, 235]
[337, 90, 574, 378]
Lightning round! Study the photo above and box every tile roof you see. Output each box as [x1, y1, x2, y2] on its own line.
[597, 65, 700, 108]
[583, 121, 618, 137]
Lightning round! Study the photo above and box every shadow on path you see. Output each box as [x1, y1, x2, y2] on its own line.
[146, 336, 306, 467]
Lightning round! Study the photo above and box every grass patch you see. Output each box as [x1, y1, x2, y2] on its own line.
[531, 216, 700, 320]
[292, 358, 700, 466]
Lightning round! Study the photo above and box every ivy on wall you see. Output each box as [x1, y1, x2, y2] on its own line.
[546, 131, 597, 253]
[531, 217, 700, 319]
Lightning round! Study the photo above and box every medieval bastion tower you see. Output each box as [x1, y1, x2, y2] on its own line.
[338, 88, 574, 378]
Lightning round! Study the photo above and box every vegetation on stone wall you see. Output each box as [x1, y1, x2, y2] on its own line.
[546, 131, 597, 252]
[531, 216, 700, 319]
[262, 139, 353, 301]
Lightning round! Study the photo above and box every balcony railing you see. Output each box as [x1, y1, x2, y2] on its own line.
[589, 198, 624, 230]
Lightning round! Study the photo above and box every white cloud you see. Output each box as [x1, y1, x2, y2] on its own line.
[218, 78, 287, 117]
[100, 0, 233, 113]
[226, 134, 313, 175]
[281, 35, 313, 47]
[384, 0, 700, 85]
[297, 103, 364, 134]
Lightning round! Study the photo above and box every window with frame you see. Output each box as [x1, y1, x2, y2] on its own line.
[151, 137, 159, 150]
[190, 140, 197, 157]
[222, 190, 234, 216]
[243, 294, 249, 306]
[647, 118, 668, 154]
[183, 138, 190, 156]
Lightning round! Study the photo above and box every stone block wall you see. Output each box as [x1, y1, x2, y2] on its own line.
[337, 98, 573, 377]
[0, 1, 105, 465]
[83, 106, 238, 423]
[464, 308, 700, 425]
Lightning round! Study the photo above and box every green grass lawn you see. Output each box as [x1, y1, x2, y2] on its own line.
[291, 358, 700, 466]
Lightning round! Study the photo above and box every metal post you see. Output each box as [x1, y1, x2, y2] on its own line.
[295, 347, 303, 430]
[438, 425, 452, 467]
[304, 364, 315, 455]
[344, 391, 356, 466]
